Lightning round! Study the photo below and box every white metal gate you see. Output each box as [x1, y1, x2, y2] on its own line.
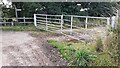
[34, 14, 110, 40]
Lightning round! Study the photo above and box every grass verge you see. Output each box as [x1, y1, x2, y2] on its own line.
[47, 39, 118, 66]
[0, 24, 37, 31]
[47, 40, 96, 66]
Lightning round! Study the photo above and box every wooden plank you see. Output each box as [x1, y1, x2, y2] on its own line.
[0, 22, 13, 24]
[0, 22, 14, 26]
[18, 18, 33, 19]
[0, 18, 33, 19]
[0, 18, 13, 19]
[46, 15, 48, 30]
[64, 15, 108, 19]
[36, 14, 61, 17]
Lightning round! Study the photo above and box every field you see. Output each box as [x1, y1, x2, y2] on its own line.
[47, 20, 119, 66]
[1, 1, 119, 67]
[1, 21, 119, 66]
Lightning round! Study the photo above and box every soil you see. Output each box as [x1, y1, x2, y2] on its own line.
[1, 27, 107, 66]
[1, 31, 67, 66]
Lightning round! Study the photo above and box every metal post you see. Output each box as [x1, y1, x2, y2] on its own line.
[11, 22, 14, 26]
[61, 15, 63, 33]
[46, 15, 48, 30]
[70, 16, 73, 34]
[34, 14, 37, 27]
[107, 18, 110, 29]
[116, 10, 119, 29]
[23, 17, 25, 22]
[85, 17, 88, 29]
[111, 16, 115, 29]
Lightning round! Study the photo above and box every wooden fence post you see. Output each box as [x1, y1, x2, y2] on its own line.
[116, 10, 119, 29]
[34, 14, 37, 27]
[23, 17, 25, 22]
[107, 18, 110, 29]
[46, 15, 48, 30]
[70, 15, 73, 34]
[61, 15, 63, 33]
[85, 17, 88, 29]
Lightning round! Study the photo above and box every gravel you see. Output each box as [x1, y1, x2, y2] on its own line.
[1, 31, 67, 66]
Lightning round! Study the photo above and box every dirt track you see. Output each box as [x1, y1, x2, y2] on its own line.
[1, 31, 67, 66]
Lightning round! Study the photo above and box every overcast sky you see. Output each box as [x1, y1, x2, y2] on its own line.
[0, 0, 12, 8]
[3, 0, 11, 5]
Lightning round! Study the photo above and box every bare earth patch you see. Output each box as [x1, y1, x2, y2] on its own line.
[1, 31, 67, 66]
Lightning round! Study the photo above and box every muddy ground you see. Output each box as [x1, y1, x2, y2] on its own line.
[1, 31, 67, 66]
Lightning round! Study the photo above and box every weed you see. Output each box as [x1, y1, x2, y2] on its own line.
[93, 53, 114, 66]
[73, 49, 96, 66]
[96, 37, 103, 52]
[47, 40, 75, 62]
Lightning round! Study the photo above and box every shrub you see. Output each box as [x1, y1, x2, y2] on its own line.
[96, 37, 103, 52]
[73, 49, 96, 66]
[104, 19, 120, 66]
[93, 53, 113, 66]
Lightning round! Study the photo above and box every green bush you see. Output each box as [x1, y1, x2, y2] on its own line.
[103, 20, 120, 66]
[73, 49, 96, 66]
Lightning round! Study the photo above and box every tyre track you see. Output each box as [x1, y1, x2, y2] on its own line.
[1, 31, 67, 66]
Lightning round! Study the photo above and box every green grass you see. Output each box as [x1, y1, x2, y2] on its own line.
[47, 39, 118, 66]
[47, 40, 96, 66]
[93, 53, 114, 66]
[47, 40, 76, 62]
[0, 25, 37, 31]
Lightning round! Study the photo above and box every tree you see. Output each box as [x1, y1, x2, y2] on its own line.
[2, 2, 120, 18]
[80, 2, 120, 17]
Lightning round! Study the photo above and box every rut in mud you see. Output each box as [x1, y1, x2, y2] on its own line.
[1, 31, 67, 66]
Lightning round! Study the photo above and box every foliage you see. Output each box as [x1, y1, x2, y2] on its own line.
[103, 19, 120, 66]
[48, 34, 119, 66]
[93, 53, 113, 66]
[80, 2, 120, 17]
[2, 2, 120, 17]
[47, 40, 75, 62]
[73, 49, 96, 66]
[2, 6, 15, 18]
[117, 20, 120, 66]
[48, 40, 96, 66]
[47, 40, 66, 49]
[11, 2, 81, 17]
[96, 37, 103, 52]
